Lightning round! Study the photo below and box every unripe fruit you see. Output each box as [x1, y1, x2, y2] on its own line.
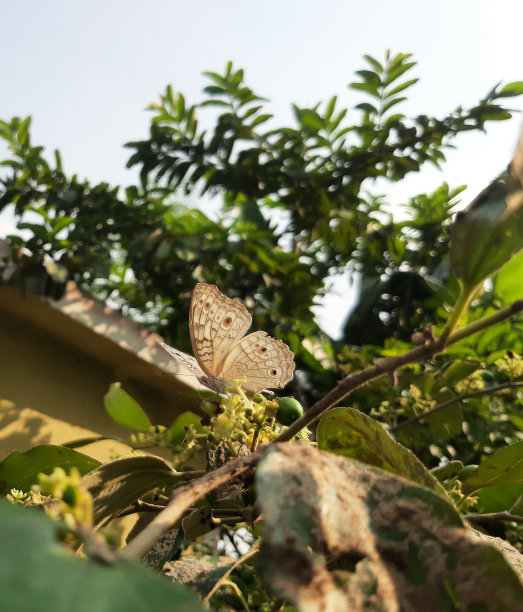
[276, 397, 304, 425]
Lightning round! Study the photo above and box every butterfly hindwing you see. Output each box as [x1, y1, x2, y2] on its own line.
[189, 284, 252, 378]
[220, 330, 295, 392]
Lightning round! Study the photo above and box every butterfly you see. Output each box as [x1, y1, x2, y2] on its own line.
[159, 283, 295, 394]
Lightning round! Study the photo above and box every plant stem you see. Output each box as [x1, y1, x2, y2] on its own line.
[121, 450, 260, 559]
[439, 286, 475, 344]
[465, 512, 523, 525]
[446, 299, 523, 346]
[204, 543, 260, 603]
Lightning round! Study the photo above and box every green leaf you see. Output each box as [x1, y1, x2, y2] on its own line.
[385, 78, 419, 97]
[363, 54, 383, 73]
[324, 95, 337, 122]
[0, 446, 100, 495]
[462, 441, 523, 494]
[317, 407, 447, 496]
[0, 499, 204, 612]
[298, 109, 324, 131]
[494, 248, 523, 302]
[382, 96, 407, 113]
[497, 81, 523, 98]
[474, 482, 523, 513]
[168, 411, 204, 445]
[384, 61, 416, 86]
[81, 455, 180, 527]
[354, 69, 382, 87]
[355, 102, 378, 115]
[349, 82, 381, 98]
[104, 383, 151, 430]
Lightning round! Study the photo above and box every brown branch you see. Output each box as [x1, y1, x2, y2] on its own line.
[276, 299, 523, 443]
[391, 381, 523, 432]
[465, 512, 523, 526]
[276, 340, 445, 442]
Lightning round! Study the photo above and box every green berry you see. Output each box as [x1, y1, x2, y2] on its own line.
[276, 397, 304, 426]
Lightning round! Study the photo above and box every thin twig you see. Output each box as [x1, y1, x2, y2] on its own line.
[465, 512, 523, 525]
[204, 542, 260, 603]
[391, 381, 523, 432]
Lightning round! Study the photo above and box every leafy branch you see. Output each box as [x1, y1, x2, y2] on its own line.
[391, 380, 523, 432]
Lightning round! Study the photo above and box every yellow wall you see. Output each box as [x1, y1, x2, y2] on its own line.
[0, 288, 200, 463]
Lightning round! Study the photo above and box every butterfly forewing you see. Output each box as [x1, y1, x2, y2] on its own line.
[219, 330, 295, 392]
[189, 284, 252, 378]
[157, 341, 205, 378]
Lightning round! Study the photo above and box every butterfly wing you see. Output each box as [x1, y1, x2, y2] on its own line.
[158, 340, 226, 393]
[157, 340, 205, 378]
[189, 283, 252, 378]
[219, 330, 295, 393]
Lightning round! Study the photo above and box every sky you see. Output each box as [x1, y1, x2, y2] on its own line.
[1, 0, 522, 338]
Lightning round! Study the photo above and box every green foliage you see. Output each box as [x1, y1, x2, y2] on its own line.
[0, 445, 100, 495]
[2, 51, 523, 608]
[0, 499, 203, 612]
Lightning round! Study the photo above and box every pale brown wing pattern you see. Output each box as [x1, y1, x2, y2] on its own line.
[219, 330, 295, 392]
[189, 284, 251, 378]
[157, 340, 205, 378]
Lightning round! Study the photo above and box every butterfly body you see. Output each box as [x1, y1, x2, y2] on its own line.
[160, 284, 295, 393]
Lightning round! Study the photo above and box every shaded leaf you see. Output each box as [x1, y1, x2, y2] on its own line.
[450, 126, 523, 292]
[81, 455, 180, 527]
[0, 499, 203, 612]
[163, 555, 234, 596]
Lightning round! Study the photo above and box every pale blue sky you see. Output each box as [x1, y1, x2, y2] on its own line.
[1, 1, 522, 336]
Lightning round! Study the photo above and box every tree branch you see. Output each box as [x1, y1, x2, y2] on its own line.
[276, 299, 523, 442]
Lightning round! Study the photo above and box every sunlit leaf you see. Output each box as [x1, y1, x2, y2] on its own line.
[0, 446, 100, 495]
[317, 407, 446, 496]
[104, 383, 151, 430]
